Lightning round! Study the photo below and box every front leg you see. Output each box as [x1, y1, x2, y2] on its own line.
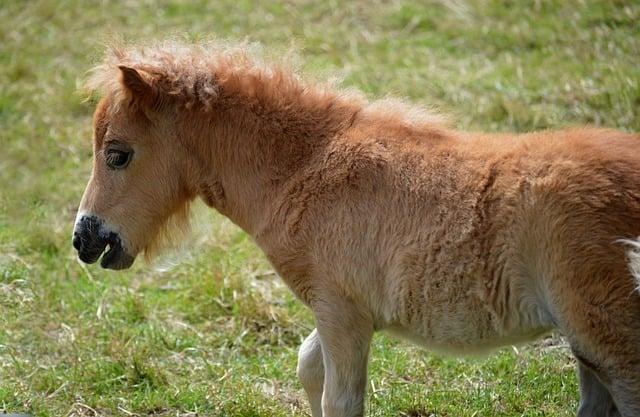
[313, 294, 374, 417]
[297, 328, 324, 417]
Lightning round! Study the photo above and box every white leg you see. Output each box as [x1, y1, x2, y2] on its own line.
[314, 295, 373, 417]
[297, 328, 324, 417]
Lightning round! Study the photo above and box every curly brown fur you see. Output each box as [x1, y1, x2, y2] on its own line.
[75, 40, 640, 417]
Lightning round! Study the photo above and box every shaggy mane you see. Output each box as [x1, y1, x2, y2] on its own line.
[84, 39, 450, 129]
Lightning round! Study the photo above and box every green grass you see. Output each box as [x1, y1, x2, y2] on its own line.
[1, 0, 638, 415]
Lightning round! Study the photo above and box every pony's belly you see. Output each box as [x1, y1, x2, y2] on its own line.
[385, 322, 552, 356]
[380, 260, 556, 355]
[383, 288, 555, 355]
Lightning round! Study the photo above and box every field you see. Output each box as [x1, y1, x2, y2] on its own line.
[1, 1, 639, 416]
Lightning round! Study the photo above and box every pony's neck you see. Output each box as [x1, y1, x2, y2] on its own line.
[186, 89, 360, 235]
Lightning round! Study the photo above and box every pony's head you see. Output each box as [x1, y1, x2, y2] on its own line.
[73, 59, 196, 270]
[72, 41, 321, 269]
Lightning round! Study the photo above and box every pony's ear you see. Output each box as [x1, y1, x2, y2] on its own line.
[118, 65, 153, 97]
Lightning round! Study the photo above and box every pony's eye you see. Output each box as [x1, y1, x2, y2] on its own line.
[105, 148, 132, 170]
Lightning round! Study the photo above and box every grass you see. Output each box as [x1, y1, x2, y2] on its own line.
[0, 0, 638, 415]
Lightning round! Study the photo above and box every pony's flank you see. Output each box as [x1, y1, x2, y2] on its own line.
[84, 40, 449, 132]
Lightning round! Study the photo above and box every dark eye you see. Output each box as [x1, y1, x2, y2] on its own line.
[105, 148, 132, 169]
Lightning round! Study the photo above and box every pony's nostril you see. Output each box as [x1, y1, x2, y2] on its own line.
[73, 215, 105, 262]
[72, 233, 82, 251]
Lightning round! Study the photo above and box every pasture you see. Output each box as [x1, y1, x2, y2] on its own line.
[1, 1, 639, 416]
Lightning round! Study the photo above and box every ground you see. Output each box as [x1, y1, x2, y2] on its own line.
[1, 1, 639, 416]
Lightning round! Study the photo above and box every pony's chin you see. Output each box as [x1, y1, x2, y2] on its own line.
[100, 242, 136, 270]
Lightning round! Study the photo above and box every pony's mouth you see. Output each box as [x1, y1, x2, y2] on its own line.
[99, 236, 135, 270]
[73, 215, 135, 270]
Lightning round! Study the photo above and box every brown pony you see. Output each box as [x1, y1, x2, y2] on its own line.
[73, 41, 640, 417]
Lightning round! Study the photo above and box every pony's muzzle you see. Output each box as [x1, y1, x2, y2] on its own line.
[72, 215, 135, 270]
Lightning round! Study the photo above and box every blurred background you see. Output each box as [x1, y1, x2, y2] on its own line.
[1, 1, 638, 416]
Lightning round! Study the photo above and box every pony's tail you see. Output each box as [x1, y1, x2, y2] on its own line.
[620, 238, 640, 293]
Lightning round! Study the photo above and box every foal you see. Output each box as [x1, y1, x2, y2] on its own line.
[73, 42, 640, 417]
